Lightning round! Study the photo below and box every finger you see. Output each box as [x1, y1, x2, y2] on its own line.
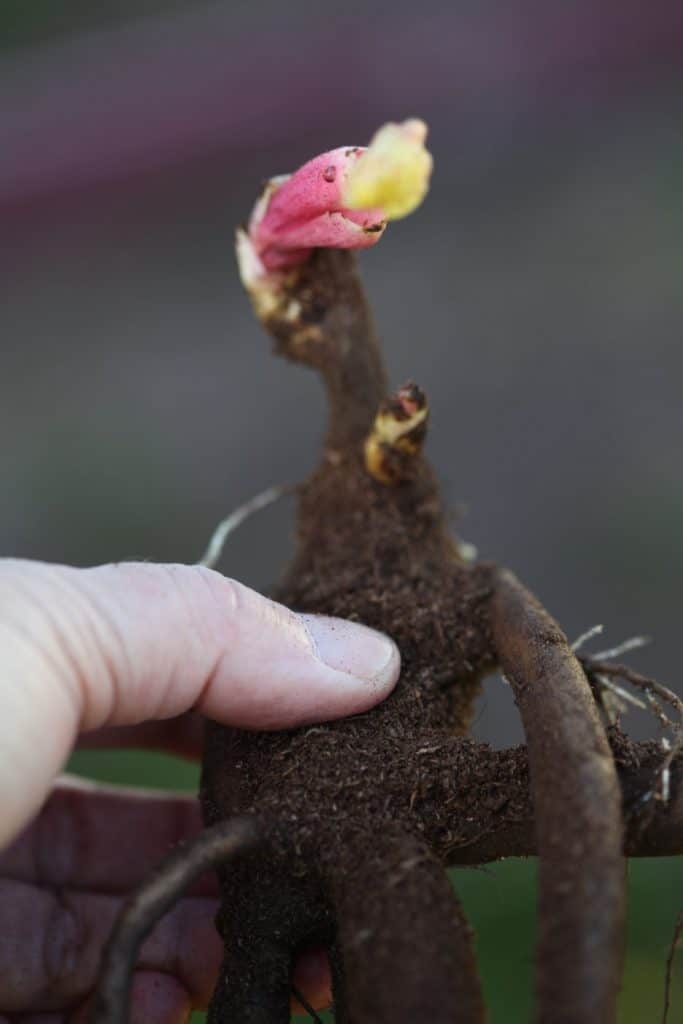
[0, 777, 217, 896]
[0, 560, 399, 847]
[78, 712, 205, 759]
[71, 971, 192, 1024]
[0, 880, 220, 1013]
[292, 946, 333, 1014]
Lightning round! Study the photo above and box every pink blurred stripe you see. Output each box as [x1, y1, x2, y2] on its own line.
[0, 2, 681, 214]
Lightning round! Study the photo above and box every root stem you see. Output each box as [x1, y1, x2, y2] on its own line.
[330, 833, 485, 1023]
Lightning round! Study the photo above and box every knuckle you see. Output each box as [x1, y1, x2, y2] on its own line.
[0, 565, 89, 716]
[180, 567, 249, 646]
[35, 785, 92, 891]
[190, 566, 242, 618]
[35, 796, 73, 890]
[42, 890, 90, 1003]
[155, 565, 246, 660]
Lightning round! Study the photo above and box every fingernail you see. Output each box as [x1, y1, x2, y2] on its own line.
[299, 614, 400, 687]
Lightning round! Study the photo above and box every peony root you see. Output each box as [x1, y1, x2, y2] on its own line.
[91, 123, 681, 1024]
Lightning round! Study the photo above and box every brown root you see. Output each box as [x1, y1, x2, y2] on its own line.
[205, 930, 292, 1024]
[89, 817, 262, 1024]
[413, 737, 683, 865]
[204, 858, 331, 1024]
[329, 832, 485, 1023]
[491, 570, 626, 1024]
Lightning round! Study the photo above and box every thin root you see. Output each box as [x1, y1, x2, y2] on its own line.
[571, 623, 604, 652]
[662, 911, 683, 1024]
[580, 634, 683, 804]
[591, 635, 651, 660]
[291, 984, 327, 1023]
[199, 485, 292, 568]
[90, 817, 262, 1024]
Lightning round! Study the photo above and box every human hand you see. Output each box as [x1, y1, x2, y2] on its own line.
[0, 559, 400, 1022]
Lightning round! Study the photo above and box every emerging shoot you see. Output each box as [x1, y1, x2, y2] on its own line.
[236, 118, 433, 297]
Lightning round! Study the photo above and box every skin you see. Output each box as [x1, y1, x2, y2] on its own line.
[0, 559, 400, 1022]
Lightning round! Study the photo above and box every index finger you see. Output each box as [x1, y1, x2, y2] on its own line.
[0, 559, 398, 848]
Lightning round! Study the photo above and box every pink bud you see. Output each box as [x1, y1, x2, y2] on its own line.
[247, 146, 387, 275]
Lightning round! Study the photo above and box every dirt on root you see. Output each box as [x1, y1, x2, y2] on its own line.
[202, 453, 496, 853]
[198, 249, 498, 1021]
[199, 437, 498, 1022]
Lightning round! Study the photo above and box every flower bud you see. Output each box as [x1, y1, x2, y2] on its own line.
[239, 120, 432, 282]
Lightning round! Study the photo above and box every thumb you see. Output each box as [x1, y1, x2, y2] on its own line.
[0, 560, 399, 847]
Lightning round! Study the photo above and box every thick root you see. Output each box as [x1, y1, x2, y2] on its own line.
[329, 832, 485, 1023]
[205, 936, 292, 1024]
[411, 736, 683, 864]
[492, 570, 626, 1024]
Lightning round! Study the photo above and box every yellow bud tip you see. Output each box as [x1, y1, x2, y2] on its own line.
[342, 118, 433, 221]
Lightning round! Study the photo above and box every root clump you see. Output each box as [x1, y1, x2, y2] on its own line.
[93, 219, 682, 1024]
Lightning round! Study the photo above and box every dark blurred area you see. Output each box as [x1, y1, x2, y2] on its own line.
[2, 1, 682, 1020]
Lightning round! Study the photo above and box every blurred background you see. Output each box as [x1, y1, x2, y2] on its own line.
[1, 1, 682, 1020]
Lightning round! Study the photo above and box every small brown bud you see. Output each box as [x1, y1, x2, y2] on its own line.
[364, 382, 429, 485]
